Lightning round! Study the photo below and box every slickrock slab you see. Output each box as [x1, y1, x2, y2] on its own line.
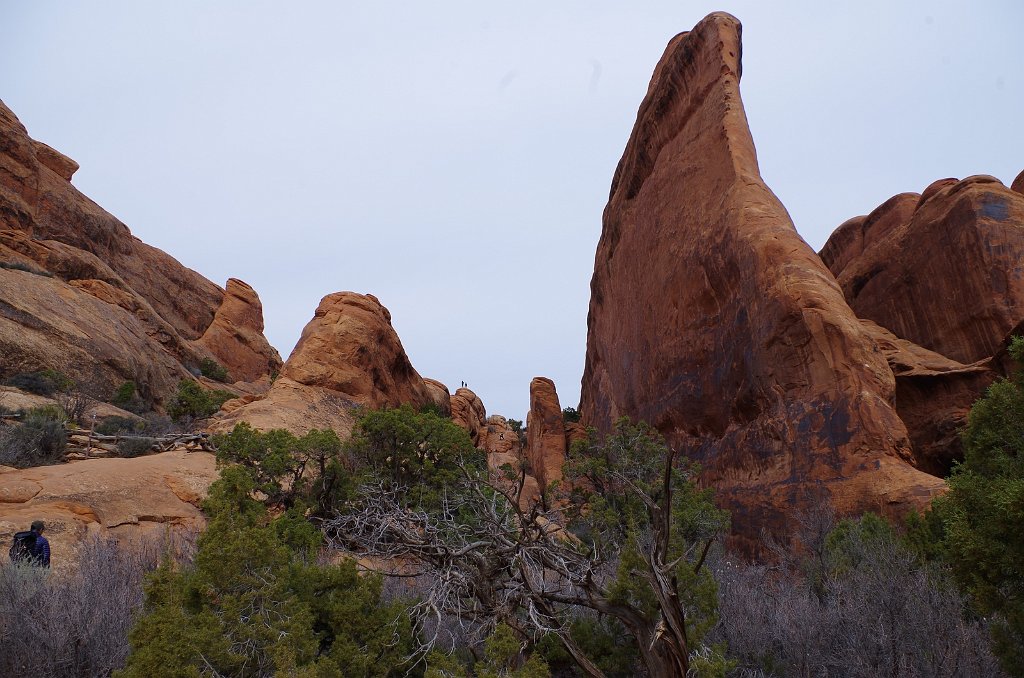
[0, 451, 216, 574]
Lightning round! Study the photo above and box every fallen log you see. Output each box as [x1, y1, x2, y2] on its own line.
[61, 427, 215, 461]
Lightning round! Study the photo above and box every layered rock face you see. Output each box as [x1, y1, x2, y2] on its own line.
[213, 292, 434, 436]
[0, 100, 280, 401]
[0, 451, 216, 574]
[580, 13, 944, 544]
[480, 414, 541, 509]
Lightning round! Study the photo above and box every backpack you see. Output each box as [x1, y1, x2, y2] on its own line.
[9, 531, 37, 564]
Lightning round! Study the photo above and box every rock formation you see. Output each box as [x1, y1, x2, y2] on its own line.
[422, 378, 452, 416]
[479, 414, 541, 509]
[212, 292, 434, 436]
[580, 12, 944, 546]
[479, 415, 523, 469]
[817, 174, 1024, 476]
[857, 320, 995, 476]
[0, 99, 280, 403]
[525, 377, 567, 491]
[450, 387, 487, 446]
[821, 175, 1024, 364]
[0, 451, 216, 574]
[1012, 169, 1024, 195]
[197, 278, 282, 383]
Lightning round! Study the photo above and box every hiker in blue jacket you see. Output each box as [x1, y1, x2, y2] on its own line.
[28, 520, 49, 568]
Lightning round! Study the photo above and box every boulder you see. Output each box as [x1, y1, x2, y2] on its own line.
[0, 451, 216, 575]
[821, 175, 1024, 364]
[211, 292, 433, 436]
[479, 415, 524, 476]
[525, 377, 567, 492]
[579, 13, 943, 548]
[479, 413, 519, 452]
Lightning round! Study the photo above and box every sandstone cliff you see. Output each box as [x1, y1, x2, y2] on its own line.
[0, 100, 281, 403]
[580, 13, 944, 545]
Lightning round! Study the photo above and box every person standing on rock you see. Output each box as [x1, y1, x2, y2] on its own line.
[27, 520, 50, 568]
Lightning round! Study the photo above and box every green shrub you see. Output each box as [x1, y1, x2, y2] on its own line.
[347, 404, 479, 512]
[3, 369, 72, 397]
[118, 466, 415, 677]
[427, 623, 551, 677]
[95, 416, 146, 436]
[0, 406, 68, 467]
[930, 335, 1024, 674]
[198, 358, 229, 383]
[166, 381, 233, 422]
[95, 417, 146, 438]
[111, 381, 147, 414]
[212, 423, 347, 512]
[539, 616, 638, 676]
[116, 437, 157, 458]
[330, 417, 728, 677]
[561, 407, 581, 423]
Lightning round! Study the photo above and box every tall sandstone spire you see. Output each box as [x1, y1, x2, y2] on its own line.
[580, 13, 943, 546]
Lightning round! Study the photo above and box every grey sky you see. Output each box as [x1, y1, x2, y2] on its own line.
[2, 1, 1022, 421]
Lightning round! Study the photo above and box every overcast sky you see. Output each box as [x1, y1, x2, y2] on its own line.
[2, 1, 1022, 420]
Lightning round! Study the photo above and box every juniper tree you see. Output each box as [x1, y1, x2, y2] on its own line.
[324, 416, 729, 677]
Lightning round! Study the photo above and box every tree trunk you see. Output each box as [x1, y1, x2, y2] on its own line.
[634, 625, 688, 677]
